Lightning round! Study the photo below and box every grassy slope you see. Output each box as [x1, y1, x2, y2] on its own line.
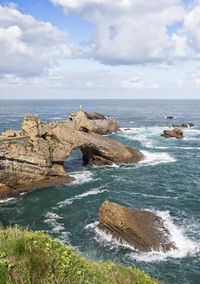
[0, 225, 161, 284]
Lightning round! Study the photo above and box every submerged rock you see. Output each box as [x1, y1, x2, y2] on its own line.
[166, 116, 174, 119]
[161, 128, 183, 139]
[98, 201, 177, 252]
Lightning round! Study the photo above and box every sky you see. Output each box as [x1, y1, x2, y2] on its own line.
[0, 0, 200, 99]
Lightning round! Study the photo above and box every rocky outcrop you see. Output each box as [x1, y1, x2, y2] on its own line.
[170, 123, 194, 128]
[0, 108, 143, 198]
[68, 107, 120, 134]
[85, 112, 106, 120]
[98, 201, 176, 252]
[161, 128, 183, 139]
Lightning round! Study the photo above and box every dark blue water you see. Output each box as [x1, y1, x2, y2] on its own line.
[0, 100, 200, 284]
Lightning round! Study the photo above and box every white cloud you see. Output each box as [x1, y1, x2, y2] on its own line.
[0, 67, 160, 93]
[182, 4, 200, 52]
[51, 0, 185, 65]
[0, 4, 80, 77]
[172, 33, 188, 57]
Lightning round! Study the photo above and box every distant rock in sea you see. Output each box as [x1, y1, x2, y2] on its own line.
[161, 128, 183, 139]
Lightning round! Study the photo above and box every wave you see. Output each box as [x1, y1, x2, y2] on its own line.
[0, 197, 15, 203]
[140, 150, 176, 166]
[86, 211, 199, 262]
[57, 188, 106, 208]
[119, 126, 200, 148]
[70, 170, 94, 185]
[128, 210, 199, 262]
[44, 212, 65, 233]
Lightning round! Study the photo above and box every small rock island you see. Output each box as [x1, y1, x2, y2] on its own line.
[0, 107, 144, 198]
[98, 201, 176, 252]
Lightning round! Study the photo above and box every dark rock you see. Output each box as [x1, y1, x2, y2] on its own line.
[181, 124, 188, 128]
[166, 116, 174, 119]
[161, 128, 183, 139]
[188, 123, 194, 127]
[85, 112, 106, 120]
[98, 201, 176, 252]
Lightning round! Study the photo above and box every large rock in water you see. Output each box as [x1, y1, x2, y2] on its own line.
[98, 201, 176, 252]
[0, 108, 143, 198]
[161, 128, 183, 139]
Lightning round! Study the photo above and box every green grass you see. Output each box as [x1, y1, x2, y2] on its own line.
[0, 225, 162, 284]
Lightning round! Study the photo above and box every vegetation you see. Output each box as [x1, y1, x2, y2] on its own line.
[0, 225, 161, 284]
[50, 134, 61, 143]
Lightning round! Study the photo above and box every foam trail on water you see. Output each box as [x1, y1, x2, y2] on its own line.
[70, 170, 94, 185]
[140, 150, 176, 166]
[57, 188, 106, 208]
[0, 197, 15, 203]
[128, 210, 199, 262]
[44, 212, 65, 233]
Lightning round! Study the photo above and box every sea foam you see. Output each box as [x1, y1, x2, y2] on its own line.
[57, 188, 106, 208]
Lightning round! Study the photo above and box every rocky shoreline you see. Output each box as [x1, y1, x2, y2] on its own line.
[0, 107, 144, 199]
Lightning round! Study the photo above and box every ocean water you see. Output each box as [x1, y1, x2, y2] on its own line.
[0, 99, 200, 284]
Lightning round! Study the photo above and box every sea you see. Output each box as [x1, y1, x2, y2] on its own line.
[0, 99, 199, 284]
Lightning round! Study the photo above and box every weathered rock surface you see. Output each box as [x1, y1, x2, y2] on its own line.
[161, 128, 183, 139]
[0, 108, 143, 198]
[85, 112, 106, 120]
[98, 201, 176, 252]
[68, 107, 120, 134]
[170, 123, 194, 128]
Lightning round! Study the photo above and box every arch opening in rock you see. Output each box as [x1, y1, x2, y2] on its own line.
[64, 148, 85, 174]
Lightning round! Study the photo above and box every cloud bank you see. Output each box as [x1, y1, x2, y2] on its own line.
[0, 4, 80, 77]
[50, 0, 200, 65]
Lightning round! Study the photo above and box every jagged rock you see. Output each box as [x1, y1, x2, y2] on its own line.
[188, 123, 194, 127]
[3, 130, 22, 137]
[161, 128, 183, 139]
[170, 123, 194, 128]
[98, 201, 176, 252]
[0, 108, 143, 198]
[85, 112, 106, 120]
[181, 124, 188, 128]
[22, 113, 43, 138]
[68, 107, 119, 134]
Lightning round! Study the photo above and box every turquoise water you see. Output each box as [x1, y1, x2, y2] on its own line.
[0, 100, 200, 284]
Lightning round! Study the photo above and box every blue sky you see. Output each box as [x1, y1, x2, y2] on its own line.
[0, 0, 200, 99]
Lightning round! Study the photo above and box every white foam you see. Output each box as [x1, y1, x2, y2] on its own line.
[119, 126, 167, 148]
[89, 211, 199, 263]
[70, 170, 94, 185]
[119, 126, 200, 149]
[57, 188, 106, 208]
[140, 150, 176, 166]
[128, 210, 199, 262]
[95, 226, 136, 251]
[44, 212, 65, 233]
[0, 197, 15, 203]
[84, 221, 99, 230]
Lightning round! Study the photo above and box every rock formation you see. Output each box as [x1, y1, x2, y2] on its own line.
[0, 108, 143, 198]
[161, 128, 183, 139]
[98, 201, 176, 252]
[170, 123, 194, 128]
[68, 107, 120, 134]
